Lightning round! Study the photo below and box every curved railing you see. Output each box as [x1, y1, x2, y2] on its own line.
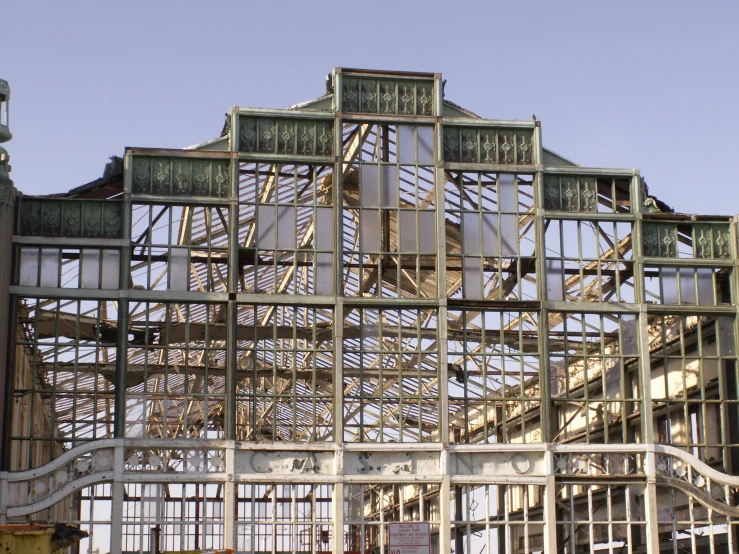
[654, 444, 739, 487]
[6, 471, 115, 518]
[3, 440, 739, 518]
[1, 440, 118, 517]
[6, 439, 118, 483]
[653, 444, 739, 516]
[0, 439, 228, 517]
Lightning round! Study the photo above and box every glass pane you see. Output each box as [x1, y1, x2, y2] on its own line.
[500, 214, 517, 256]
[315, 253, 332, 294]
[605, 359, 622, 399]
[697, 268, 714, 305]
[481, 212, 500, 257]
[417, 126, 434, 165]
[550, 358, 566, 397]
[360, 164, 379, 207]
[462, 212, 480, 256]
[360, 209, 381, 251]
[125, 396, 147, 437]
[718, 317, 736, 356]
[418, 211, 435, 253]
[380, 165, 398, 207]
[661, 267, 678, 303]
[40, 249, 59, 287]
[463, 257, 483, 299]
[315, 207, 333, 250]
[276, 206, 296, 249]
[546, 259, 564, 301]
[101, 250, 120, 289]
[363, 309, 379, 339]
[679, 268, 697, 304]
[169, 247, 189, 291]
[19, 248, 39, 287]
[498, 174, 517, 212]
[80, 249, 100, 289]
[256, 205, 276, 249]
[621, 314, 639, 356]
[399, 211, 417, 252]
[398, 125, 415, 164]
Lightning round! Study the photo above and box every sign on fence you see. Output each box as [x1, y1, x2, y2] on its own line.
[388, 522, 430, 554]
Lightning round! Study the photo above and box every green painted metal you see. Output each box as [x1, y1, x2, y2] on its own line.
[643, 220, 731, 258]
[131, 155, 230, 197]
[443, 125, 535, 165]
[238, 115, 334, 157]
[341, 75, 435, 116]
[18, 198, 123, 238]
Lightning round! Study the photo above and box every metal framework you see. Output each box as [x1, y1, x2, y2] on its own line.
[0, 67, 738, 553]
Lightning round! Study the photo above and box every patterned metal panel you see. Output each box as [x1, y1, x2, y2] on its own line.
[239, 116, 333, 157]
[543, 174, 598, 212]
[642, 221, 731, 258]
[18, 199, 123, 238]
[131, 156, 230, 197]
[342, 76, 434, 116]
[443, 125, 534, 165]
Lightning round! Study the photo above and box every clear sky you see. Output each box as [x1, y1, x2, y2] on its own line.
[3, 0, 738, 215]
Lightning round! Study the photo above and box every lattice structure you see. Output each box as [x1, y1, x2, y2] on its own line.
[0, 68, 738, 554]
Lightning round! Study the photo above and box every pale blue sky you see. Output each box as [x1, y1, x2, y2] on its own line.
[3, 0, 738, 215]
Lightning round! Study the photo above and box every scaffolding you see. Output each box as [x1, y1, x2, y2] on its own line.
[0, 67, 738, 553]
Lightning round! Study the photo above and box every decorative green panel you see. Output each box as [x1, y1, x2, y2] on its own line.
[342, 76, 434, 116]
[643, 221, 730, 258]
[642, 223, 678, 257]
[239, 116, 334, 157]
[694, 223, 731, 259]
[443, 126, 534, 165]
[131, 156, 230, 197]
[543, 174, 597, 212]
[19, 199, 123, 238]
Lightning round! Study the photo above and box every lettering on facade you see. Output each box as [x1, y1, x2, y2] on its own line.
[355, 452, 413, 474]
[249, 451, 271, 473]
[357, 452, 372, 473]
[291, 453, 319, 473]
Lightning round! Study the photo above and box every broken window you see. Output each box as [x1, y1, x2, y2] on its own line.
[234, 304, 334, 441]
[649, 314, 739, 472]
[445, 172, 536, 300]
[451, 484, 544, 554]
[342, 123, 437, 298]
[125, 302, 226, 439]
[544, 220, 634, 302]
[121, 482, 224, 552]
[11, 298, 118, 469]
[130, 204, 229, 292]
[237, 483, 333, 553]
[343, 307, 439, 442]
[447, 310, 541, 444]
[239, 163, 334, 295]
[644, 265, 732, 305]
[17, 247, 120, 289]
[556, 483, 647, 552]
[549, 313, 641, 444]
[344, 483, 441, 553]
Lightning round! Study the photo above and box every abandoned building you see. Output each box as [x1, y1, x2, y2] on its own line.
[0, 67, 738, 554]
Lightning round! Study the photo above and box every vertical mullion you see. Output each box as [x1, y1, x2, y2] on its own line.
[679, 319, 691, 454]
[613, 221, 622, 301]
[625, 483, 633, 554]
